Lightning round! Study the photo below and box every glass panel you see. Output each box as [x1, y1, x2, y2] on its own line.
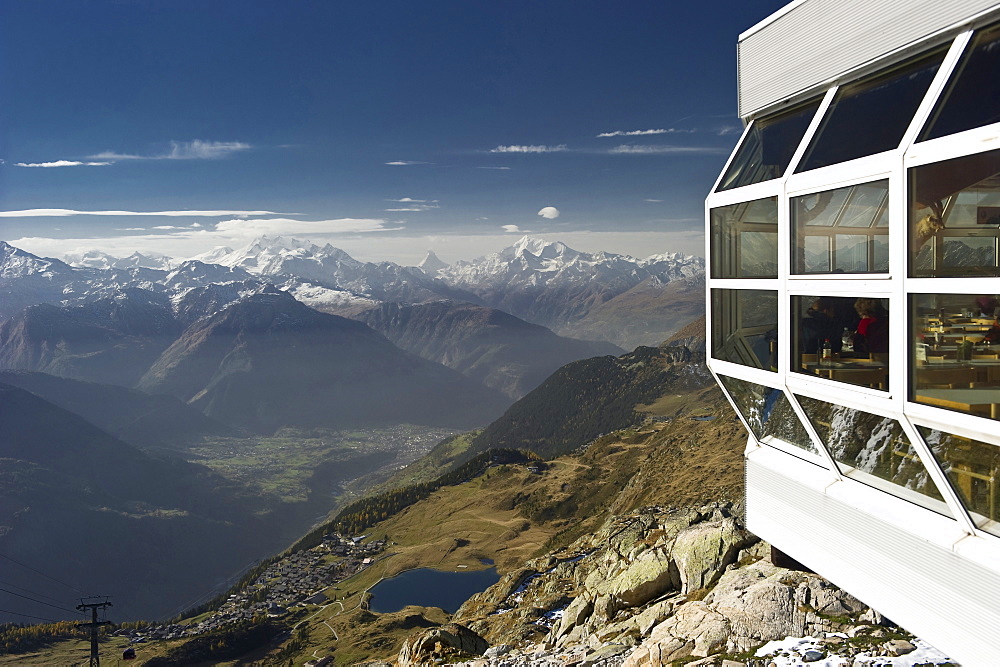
[717, 375, 817, 455]
[792, 295, 889, 391]
[710, 197, 778, 278]
[792, 180, 889, 274]
[711, 289, 778, 370]
[909, 149, 1000, 277]
[920, 22, 1000, 141]
[918, 428, 1000, 537]
[716, 99, 820, 192]
[797, 395, 951, 516]
[910, 293, 1000, 422]
[798, 50, 945, 172]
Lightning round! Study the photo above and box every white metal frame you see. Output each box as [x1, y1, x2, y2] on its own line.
[707, 7, 1000, 545]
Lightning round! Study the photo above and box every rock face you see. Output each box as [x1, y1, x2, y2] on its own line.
[449, 505, 873, 665]
[396, 623, 488, 665]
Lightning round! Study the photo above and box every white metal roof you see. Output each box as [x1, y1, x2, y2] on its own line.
[738, 0, 1000, 118]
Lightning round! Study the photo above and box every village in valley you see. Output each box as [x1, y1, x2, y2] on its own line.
[112, 534, 389, 644]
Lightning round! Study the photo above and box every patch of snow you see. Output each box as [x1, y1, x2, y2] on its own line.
[755, 634, 954, 666]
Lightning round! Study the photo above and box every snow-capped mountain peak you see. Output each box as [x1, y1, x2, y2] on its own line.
[0, 241, 72, 279]
[418, 250, 448, 273]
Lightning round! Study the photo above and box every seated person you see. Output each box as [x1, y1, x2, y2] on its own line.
[975, 295, 998, 319]
[801, 298, 842, 354]
[854, 298, 889, 354]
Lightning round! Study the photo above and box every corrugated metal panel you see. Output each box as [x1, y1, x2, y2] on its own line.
[746, 457, 1000, 664]
[738, 0, 1000, 118]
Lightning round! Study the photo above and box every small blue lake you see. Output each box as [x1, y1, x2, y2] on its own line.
[368, 567, 500, 613]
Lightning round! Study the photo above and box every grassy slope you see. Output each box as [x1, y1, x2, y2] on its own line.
[269, 384, 745, 665]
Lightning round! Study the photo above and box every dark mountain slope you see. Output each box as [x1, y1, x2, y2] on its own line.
[0, 384, 279, 621]
[356, 301, 623, 399]
[138, 291, 510, 433]
[566, 273, 706, 349]
[0, 370, 234, 451]
[468, 345, 713, 459]
[0, 290, 179, 386]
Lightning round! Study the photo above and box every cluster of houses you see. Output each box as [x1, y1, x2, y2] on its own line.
[114, 533, 388, 643]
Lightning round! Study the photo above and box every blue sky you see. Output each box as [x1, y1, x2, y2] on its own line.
[0, 0, 789, 264]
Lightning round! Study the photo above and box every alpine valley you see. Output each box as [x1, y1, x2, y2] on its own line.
[0, 235, 704, 624]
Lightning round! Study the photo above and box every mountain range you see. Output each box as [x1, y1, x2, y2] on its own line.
[2, 235, 705, 349]
[0, 236, 706, 421]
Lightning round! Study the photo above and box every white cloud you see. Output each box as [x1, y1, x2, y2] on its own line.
[0, 208, 287, 217]
[490, 144, 567, 153]
[645, 198, 664, 203]
[477, 166, 511, 170]
[10, 229, 706, 268]
[596, 128, 698, 138]
[116, 227, 147, 231]
[213, 217, 400, 236]
[502, 224, 522, 233]
[89, 152, 146, 160]
[385, 198, 439, 212]
[152, 225, 182, 230]
[608, 144, 725, 155]
[385, 160, 428, 166]
[169, 140, 250, 159]
[14, 160, 113, 168]
[90, 140, 251, 161]
[537, 206, 560, 219]
[597, 129, 667, 138]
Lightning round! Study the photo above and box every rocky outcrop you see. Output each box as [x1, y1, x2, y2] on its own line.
[396, 623, 488, 666]
[448, 504, 888, 666]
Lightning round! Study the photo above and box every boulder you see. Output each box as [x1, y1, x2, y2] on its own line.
[396, 623, 488, 666]
[622, 602, 729, 665]
[670, 516, 751, 593]
[597, 547, 675, 607]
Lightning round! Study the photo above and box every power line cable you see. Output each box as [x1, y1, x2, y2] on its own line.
[0, 607, 61, 624]
[0, 578, 71, 606]
[0, 587, 81, 615]
[0, 552, 87, 595]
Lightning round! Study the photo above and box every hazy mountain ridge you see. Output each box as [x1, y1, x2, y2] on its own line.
[0, 370, 235, 451]
[0, 383, 282, 621]
[0, 294, 181, 387]
[138, 290, 510, 432]
[356, 301, 623, 399]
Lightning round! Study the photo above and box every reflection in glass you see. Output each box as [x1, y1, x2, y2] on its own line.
[910, 293, 1000, 421]
[716, 100, 820, 192]
[918, 428, 1000, 537]
[792, 295, 889, 390]
[798, 50, 944, 172]
[711, 290, 778, 370]
[797, 396, 950, 516]
[909, 149, 1000, 277]
[920, 22, 1000, 141]
[792, 180, 889, 274]
[717, 375, 817, 455]
[710, 197, 778, 278]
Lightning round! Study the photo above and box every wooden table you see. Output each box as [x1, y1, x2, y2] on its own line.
[803, 360, 889, 388]
[915, 388, 1000, 419]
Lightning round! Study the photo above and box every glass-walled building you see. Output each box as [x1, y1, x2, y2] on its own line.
[707, 1, 1000, 662]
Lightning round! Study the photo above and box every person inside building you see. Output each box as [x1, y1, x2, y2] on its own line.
[801, 297, 842, 354]
[853, 298, 889, 354]
[975, 295, 998, 319]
